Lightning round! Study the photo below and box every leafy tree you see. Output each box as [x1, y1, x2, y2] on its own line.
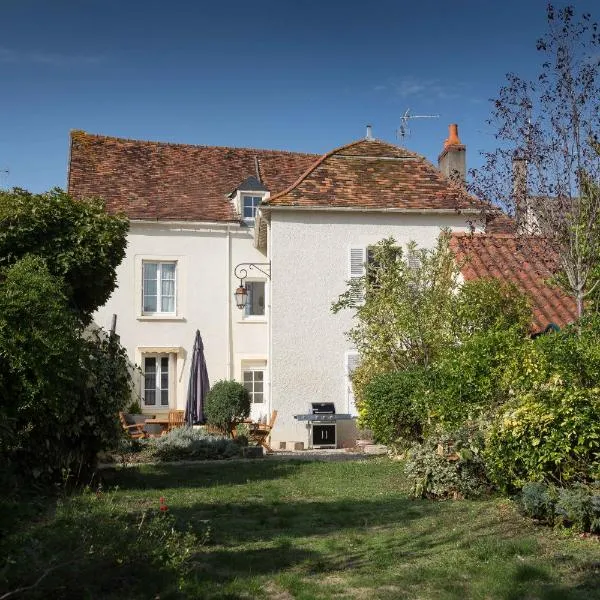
[471, 5, 600, 317]
[332, 230, 460, 373]
[332, 232, 531, 409]
[0, 189, 131, 487]
[0, 188, 128, 322]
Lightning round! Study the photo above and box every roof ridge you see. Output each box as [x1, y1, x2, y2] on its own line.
[69, 130, 320, 158]
[265, 137, 420, 205]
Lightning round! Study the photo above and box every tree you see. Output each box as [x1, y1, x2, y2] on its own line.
[471, 4, 600, 318]
[332, 230, 460, 373]
[0, 189, 131, 487]
[0, 188, 128, 323]
[332, 231, 532, 409]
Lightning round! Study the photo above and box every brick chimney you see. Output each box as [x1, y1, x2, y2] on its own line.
[438, 124, 466, 183]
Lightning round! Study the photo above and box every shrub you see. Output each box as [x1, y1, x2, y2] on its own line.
[148, 427, 241, 461]
[429, 328, 525, 429]
[404, 425, 491, 500]
[486, 386, 600, 491]
[205, 380, 250, 435]
[555, 483, 600, 533]
[520, 482, 556, 524]
[519, 482, 600, 534]
[360, 368, 429, 447]
[0, 257, 132, 486]
[453, 278, 531, 338]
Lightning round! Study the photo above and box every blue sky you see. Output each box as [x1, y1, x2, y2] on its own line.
[0, 0, 596, 192]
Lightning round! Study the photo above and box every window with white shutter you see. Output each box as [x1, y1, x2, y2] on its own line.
[345, 351, 360, 416]
[349, 247, 366, 305]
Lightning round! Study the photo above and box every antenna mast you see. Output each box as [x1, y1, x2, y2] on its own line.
[397, 108, 439, 140]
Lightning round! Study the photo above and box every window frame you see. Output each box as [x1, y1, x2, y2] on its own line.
[241, 194, 263, 223]
[242, 368, 265, 405]
[142, 353, 172, 409]
[141, 260, 177, 316]
[243, 279, 267, 319]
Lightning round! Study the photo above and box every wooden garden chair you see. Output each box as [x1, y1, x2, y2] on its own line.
[167, 409, 185, 432]
[119, 411, 147, 439]
[248, 410, 277, 453]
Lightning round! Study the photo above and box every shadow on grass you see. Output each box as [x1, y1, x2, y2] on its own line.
[101, 458, 312, 491]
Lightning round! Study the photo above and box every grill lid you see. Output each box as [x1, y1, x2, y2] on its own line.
[312, 402, 336, 414]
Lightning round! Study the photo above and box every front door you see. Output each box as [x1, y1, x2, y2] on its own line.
[242, 367, 266, 422]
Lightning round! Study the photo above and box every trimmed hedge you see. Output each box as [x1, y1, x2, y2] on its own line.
[205, 380, 250, 435]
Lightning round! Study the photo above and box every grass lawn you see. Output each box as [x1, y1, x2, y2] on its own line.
[1, 457, 599, 599]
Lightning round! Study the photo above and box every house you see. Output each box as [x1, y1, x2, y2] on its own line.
[67, 124, 574, 449]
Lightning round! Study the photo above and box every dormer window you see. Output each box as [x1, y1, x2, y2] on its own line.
[230, 175, 269, 225]
[243, 195, 262, 223]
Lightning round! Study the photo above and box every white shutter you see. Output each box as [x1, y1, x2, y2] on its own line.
[346, 351, 360, 416]
[349, 247, 366, 305]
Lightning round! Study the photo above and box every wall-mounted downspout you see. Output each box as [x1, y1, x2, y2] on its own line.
[226, 224, 233, 379]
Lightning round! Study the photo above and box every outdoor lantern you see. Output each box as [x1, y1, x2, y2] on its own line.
[234, 284, 248, 309]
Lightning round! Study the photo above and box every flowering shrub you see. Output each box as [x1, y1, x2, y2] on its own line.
[148, 426, 241, 461]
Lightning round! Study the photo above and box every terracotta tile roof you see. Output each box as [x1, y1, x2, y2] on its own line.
[67, 131, 318, 221]
[264, 138, 485, 211]
[450, 233, 577, 331]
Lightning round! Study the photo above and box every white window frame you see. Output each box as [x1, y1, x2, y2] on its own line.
[242, 279, 267, 320]
[242, 368, 266, 405]
[142, 353, 173, 409]
[345, 351, 360, 417]
[238, 192, 267, 224]
[141, 260, 177, 316]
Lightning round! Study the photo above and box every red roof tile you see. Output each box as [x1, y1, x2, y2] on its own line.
[264, 138, 485, 211]
[67, 131, 318, 221]
[450, 233, 577, 330]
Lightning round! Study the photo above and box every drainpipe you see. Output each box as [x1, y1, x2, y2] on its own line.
[226, 224, 232, 379]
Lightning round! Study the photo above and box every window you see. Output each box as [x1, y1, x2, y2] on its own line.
[242, 195, 262, 222]
[243, 369, 264, 404]
[244, 281, 265, 317]
[143, 354, 170, 407]
[142, 261, 176, 314]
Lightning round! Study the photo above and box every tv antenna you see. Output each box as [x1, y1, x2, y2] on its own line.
[397, 108, 439, 140]
[0, 168, 8, 188]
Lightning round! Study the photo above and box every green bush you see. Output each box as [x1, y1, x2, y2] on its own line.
[148, 426, 241, 461]
[486, 386, 600, 490]
[0, 256, 132, 486]
[519, 481, 600, 534]
[453, 278, 532, 338]
[520, 482, 556, 524]
[429, 328, 525, 429]
[404, 425, 491, 500]
[360, 368, 429, 447]
[0, 187, 128, 323]
[555, 483, 600, 533]
[204, 380, 250, 435]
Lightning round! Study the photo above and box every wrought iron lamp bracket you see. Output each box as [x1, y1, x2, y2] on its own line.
[233, 262, 271, 282]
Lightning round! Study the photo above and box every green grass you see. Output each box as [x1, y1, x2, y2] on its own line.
[2, 458, 599, 599]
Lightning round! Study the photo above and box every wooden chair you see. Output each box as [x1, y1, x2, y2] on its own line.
[119, 412, 147, 439]
[167, 409, 185, 432]
[248, 410, 278, 454]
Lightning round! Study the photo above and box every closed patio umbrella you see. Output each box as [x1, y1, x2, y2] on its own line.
[185, 330, 210, 425]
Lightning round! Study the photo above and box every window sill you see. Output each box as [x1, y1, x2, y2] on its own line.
[137, 315, 186, 322]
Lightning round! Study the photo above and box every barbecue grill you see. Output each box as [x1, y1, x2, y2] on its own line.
[294, 403, 353, 448]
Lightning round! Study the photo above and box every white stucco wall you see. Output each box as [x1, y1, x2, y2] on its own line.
[94, 221, 268, 415]
[268, 209, 482, 447]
